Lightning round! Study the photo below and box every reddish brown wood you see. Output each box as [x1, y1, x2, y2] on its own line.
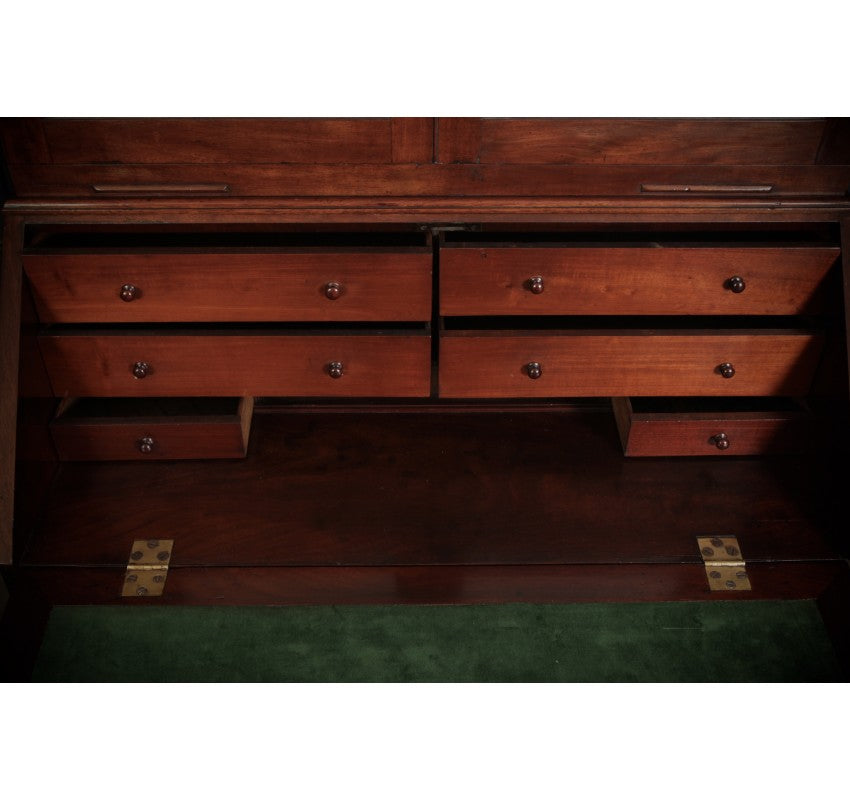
[0, 216, 24, 564]
[842, 218, 850, 400]
[38, 333, 432, 397]
[440, 246, 839, 316]
[22, 411, 838, 568]
[11, 163, 850, 198]
[391, 118, 434, 164]
[14, 561, 846, 606]
[612, 397, 815, 457]
[475, 118, 827, 165]
[439, 332, 824, 398]
[39, 118, 398, 164]
[24, 251, 433, 323]
[50, 397, 253, 461]
[6, 197, 850, 229]
[437, 118, 482, 163]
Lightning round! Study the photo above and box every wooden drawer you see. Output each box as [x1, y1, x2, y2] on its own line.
[23, 252, 432, 323]
[612, 397, 814, 457]
[440, 246, 838, 316]
[39, 333, 431, 398]
[439, 331, 823, 398]
[50, 397, 253, 461]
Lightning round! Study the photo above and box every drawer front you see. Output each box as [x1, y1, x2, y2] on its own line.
[24, 252, 432, 323]
[611, 398, 812, 456]
[51, 398, 253, 461]
[40, 335, 431, 397]
[439, 333, 823, 398]
[440, 247, 838, 316]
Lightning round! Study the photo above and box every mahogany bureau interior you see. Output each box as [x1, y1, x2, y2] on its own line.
[1, 118, 849, 634]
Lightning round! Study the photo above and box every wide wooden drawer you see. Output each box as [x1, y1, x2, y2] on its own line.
[39, 333, 431, 397]
[439, 331, 823, 398]
[23, 252, 432, 323]
[50, 397, 253, 461]
[612, 397, 814, 457]
[440, 246, 839, 316]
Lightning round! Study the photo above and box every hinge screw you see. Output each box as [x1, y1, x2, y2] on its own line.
[147, 539, 160, 549]
[157, 551, 170, 561]
[130, 551, 143, 561]
[709, 571, 721, 579]
[710, 537, 723, 547]
[153, 574, 165, 584]
[701, 547, 714, 557]
[136, 586, 149, 596]
[125, 573, 138, 583]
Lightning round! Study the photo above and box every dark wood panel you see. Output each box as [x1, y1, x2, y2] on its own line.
[41, 118, 399, 164]
[0, 119, 51, 165]
[39, 334, 432, 397]
[0, 216, 24, 564]
[11, 163, 850, 198]
[439, 333, 824, 398]
[24, 252, 433, 323]
[23, 411, 838, 568]
[391, 118, 434, 164]
[475, 118, 827, 165]
[437, 118, 482, 163]
[816, 119, 850, 165]
[15, 561, 846, 606]
[440, 246, 839, 316]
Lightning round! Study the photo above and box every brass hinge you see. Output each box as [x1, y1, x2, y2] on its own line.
[122, 539, 173, 597]
[697, 536, 751, 591]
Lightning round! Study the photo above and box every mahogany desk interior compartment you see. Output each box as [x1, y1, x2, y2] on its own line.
[1, 119, 849, 668]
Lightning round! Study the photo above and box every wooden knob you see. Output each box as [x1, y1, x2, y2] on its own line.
[710, 433, 730, 450]
[528, 276, 545, 294]
[717, 362, 735, 379]
[328, 361, 344, 379]
[526, 362, 543, 379]
[725, 276, 746, 294]
[120, 283, 138, 302]
[138, 435, 154, 454]
[132, 361, 150, 379]
[325, 282, 342, 300]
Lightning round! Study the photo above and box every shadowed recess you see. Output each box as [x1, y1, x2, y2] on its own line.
[32, 601, 841, 682]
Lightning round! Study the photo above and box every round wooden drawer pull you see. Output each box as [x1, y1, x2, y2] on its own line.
[526, 362, 543, 379]
[324, 282, 343, 300]
[710, 433, 730, 450]
[132, 361, 150, 379]
[120, 283, 138, 302]
[328, 361, 344, 379]
[717, 362, 736, 379]
[528, 276, 545, 294]
[725, 276, 746, 293]
[138, 435, 155, 454]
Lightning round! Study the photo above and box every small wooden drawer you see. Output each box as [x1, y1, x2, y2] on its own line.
[612, 397, 814, 457]
[440, 246, 838, 316]
[39, 332, 431, 398]
[50, 397, 253, 461]
[23, 251, 432, 323]
[439, 331, 823, 398]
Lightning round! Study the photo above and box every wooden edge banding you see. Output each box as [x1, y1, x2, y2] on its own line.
[0, 215, 24, 564]
[14, 562, 845, 605]
[841, 218, 850, 401]
[610, 397, 632, 454]
[238, 396, 255, 456]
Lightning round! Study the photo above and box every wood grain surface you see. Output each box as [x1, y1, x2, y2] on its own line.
[440, 246, 839, 316]
[39, 333, 432, 397]
[439, 332, 824, 397]
[24, 251, 432, 323]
